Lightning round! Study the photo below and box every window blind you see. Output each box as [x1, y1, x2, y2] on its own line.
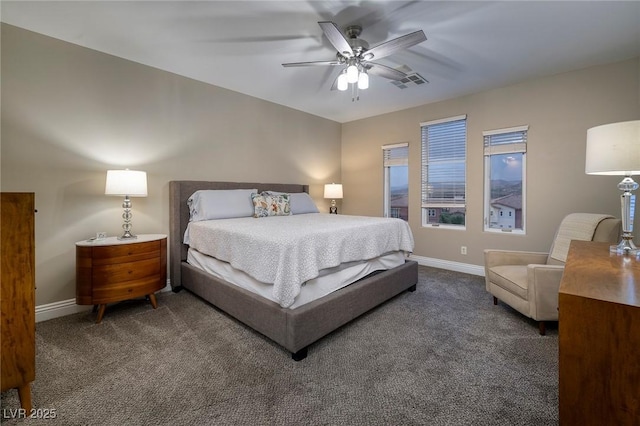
[483, 125, 528, 155]
[382, 143, 409, 167]
[421, 117, 467, 207]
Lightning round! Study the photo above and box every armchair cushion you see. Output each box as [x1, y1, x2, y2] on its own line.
[489, 265, 528, 299]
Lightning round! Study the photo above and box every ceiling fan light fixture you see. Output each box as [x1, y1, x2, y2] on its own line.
[337, 72, 348, 91]
[346, 62, 359, 83]
[283, 21, 427, 96]
[358, 70, 369, 90]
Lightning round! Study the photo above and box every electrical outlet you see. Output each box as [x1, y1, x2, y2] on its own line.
[461, 246, 467, 255]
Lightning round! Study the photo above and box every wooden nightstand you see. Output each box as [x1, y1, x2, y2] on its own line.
[76, 234, 167, 323]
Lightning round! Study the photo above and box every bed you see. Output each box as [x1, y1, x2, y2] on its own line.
[169, 181, 419, 360]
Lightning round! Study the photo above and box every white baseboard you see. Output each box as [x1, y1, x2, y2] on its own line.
[35, 299, 92, 323]
[409, 255, 485, 277]
[35, 279, 173, 323]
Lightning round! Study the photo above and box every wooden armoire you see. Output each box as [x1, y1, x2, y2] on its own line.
[1, 192, 35, 410]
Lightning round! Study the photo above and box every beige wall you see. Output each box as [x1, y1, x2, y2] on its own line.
[342, 58, 640, 266]
[1, 24, 342, 305]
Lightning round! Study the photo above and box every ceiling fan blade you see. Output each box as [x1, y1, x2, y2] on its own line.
[318, 21, 353, 57]
[364, 30, 427, 61]
[365, 63, 408, 81]
[282, 60, 340, 67]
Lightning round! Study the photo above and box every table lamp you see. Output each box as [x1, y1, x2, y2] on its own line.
[105, 169, 148, 239]
[586, 120, 640, 254]
[324, 183, 343, 214]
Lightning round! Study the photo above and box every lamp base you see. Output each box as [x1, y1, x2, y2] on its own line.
[117, 197, 137, 240]
[612, 177, 639, 256]
[117, 231, 138, 241]
[610, 237, 638, 255]
[329, 199, 338, 214]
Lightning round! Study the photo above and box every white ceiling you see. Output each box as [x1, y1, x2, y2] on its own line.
[2, 1, 639, 123]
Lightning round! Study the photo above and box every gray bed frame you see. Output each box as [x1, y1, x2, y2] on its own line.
[169, 181, 418, 360]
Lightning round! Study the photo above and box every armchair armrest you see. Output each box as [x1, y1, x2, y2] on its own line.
[484, 249, 549, 269]
[527, 264, 565, 321]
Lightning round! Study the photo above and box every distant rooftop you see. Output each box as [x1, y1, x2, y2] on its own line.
[491, 194, 522, 210]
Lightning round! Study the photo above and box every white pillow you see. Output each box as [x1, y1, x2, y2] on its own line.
[264, 191, 319, 215]
[187, 189, 257, 221]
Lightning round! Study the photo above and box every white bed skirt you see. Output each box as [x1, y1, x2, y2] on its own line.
[186, 248, 407, 309]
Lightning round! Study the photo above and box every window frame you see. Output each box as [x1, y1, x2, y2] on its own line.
[483, 125, 528, 235]
[382, 142, 409, 220]
[420, 115, 467, 229]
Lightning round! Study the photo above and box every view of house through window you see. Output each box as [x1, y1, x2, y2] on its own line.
[383, 143, 408, 221]
[420, 115, 467, 227]
[483, 126, 528, 233]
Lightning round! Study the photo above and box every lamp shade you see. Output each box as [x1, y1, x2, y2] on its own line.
[105, 170, 148, 196]
[324, 183, 343, 199]
[586, 120, 640, 176]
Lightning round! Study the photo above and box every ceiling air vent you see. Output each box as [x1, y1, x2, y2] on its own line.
[390, 73, 429, 89]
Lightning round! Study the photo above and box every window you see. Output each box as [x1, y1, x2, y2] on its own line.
[483, 125, 528, 233]
[420, 115, 467, 227]
[382, 143, 408, 221]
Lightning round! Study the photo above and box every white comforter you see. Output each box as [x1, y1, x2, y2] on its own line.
[185, 213, 414, 308]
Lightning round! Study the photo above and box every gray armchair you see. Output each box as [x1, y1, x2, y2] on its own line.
[484, 213, 621, 335]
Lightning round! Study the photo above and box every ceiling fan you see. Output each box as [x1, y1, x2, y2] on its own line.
[282, 21, 427, 94]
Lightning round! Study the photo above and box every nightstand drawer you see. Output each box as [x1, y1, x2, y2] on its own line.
[93, 276, 164, 304]
[92, 257, 160, 285]
[92, 240, 160, 265]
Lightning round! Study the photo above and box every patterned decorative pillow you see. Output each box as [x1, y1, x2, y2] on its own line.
[251, 192, 291, 218]
[263, 191, 319, 214]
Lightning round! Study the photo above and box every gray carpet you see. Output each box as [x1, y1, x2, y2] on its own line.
[1, 266, 558, 425]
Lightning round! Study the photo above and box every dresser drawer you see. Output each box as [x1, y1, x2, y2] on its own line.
[93, 275, 164, 304]
[92, 240, 160, 265]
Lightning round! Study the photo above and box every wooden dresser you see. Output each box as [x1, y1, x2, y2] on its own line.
[558, 240, 640, 425]
[1, 192, 35, 411]
[76, 234, 167, 323]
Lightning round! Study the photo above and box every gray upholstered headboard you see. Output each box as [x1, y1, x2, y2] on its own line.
[168, 181, 309, 289]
